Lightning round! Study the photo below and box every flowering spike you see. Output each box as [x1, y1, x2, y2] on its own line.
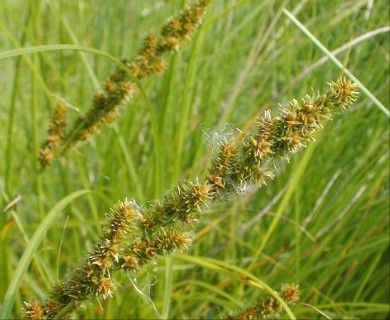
[208, 76, 359, 195]
[29, 14, 358, 316]
[39, 0, 211, 167]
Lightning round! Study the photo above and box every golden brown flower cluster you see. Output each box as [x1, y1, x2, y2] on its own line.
[66, 70, 134, 145]
[225, 284, 300, 320]
[207, 77, 359, 196]
[38, 0, 211, 168]
[129, 0, 211, 78]
[25, 200, 138, 318]
[26, 77, 358, 319]
[38, 100, 67, 167]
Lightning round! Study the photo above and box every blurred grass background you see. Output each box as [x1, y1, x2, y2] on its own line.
[0, 0, 389, 319]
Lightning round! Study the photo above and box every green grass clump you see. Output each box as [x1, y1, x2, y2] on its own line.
[0, 0, 388, 319]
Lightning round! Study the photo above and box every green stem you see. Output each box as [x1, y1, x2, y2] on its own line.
[283, 8, 389, 118]
[162, 257, 173, 319]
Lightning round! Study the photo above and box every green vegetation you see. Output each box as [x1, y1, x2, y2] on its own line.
[0, 0, 388, 319]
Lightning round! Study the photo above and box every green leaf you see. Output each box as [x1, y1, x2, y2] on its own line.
[0, 190, 91, 319]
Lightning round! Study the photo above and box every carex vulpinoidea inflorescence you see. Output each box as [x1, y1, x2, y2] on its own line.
[27, 76, 358, 319]
[38, 0, 211, 168]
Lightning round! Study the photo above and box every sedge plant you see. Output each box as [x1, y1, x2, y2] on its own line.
[28, 66, 359, 319]
[3, 0, 380, 319]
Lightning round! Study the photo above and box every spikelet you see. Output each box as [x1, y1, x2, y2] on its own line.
[208, 139, 238, 193]
[225, 284, 300, 320]
[327, 76, 359, 110]
[120, 229, 192, 272]
[154, 228, 193, 253]
[141, 179, 213, 232]
[23, 302, 45, 320]
[38, 100, 67, 168]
